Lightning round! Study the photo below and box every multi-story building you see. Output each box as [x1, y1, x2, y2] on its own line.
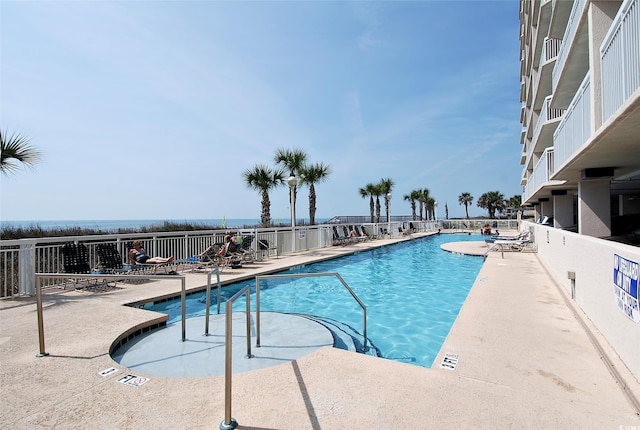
[519, 0, 640, 383]
[520, 0, 639, 237]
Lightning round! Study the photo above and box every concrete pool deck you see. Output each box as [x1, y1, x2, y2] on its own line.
[1, 232, 639, 429]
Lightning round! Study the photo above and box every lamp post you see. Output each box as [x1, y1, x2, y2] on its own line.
[288, 175, 297, 253]
[386, 192, 392, 237]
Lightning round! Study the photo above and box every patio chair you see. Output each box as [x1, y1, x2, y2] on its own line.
[332, 226, 350, 246]
[354, 225, 370, 241]
[61, 242, 99, 290]
[124, 241, 178, 274]
[359, 225, 374, 239]
[485, 230, 531, 244]
[198, 243, 243, 269]
[489, 233, 537, 254]
[61, 242, 91, 274]
[96, 243, 151, 275]
[257, 239, 275, 260]
[347, 226, 366, 243]
[238, 235, 257, 262]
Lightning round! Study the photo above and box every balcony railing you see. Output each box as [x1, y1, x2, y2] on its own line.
[553, 72, 591, 172]
[600, 0, 640, 121]
[532, 37, 562, 111]
[524, 147, 555, 202]
[543, 37, 562, 62]
[553, 0, 586, 90]
[531, 95, 565, 157]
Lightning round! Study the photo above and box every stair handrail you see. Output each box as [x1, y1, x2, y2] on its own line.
[254, 272, 367, 351]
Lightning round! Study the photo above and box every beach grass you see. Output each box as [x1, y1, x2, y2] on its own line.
[0, 221, 224, 240]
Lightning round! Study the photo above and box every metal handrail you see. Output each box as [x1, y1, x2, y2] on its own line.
[219, 272, 366, 429]
[254, 272, 367, 351]
[33, 273, 187, 356]
[220, 285, 252, 430]
[203, 268, 222, 336]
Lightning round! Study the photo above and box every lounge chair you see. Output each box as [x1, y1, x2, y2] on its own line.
[332, 226, 350, 246]
[198, 243, 243, 269]
[125, 241, 177, 274]
[489, 232, 537, 253]
[354, 225, 369, 241]
[96, 243, 153, 275]
[485, 230, 531, 244]
[61, 242, 99, 290]
[238, 235, 257, 262]
[61, 242, 91, 274]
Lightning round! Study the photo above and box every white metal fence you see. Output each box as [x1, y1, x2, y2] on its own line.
[0, 220, 522, 298]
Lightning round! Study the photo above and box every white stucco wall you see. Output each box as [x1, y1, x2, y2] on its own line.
[526, 221, 640, 381]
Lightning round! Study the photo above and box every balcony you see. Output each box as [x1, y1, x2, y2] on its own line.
[552, 0, 589, 108]
[523, 147, 563, 203]
[532, 0, 553, 69]
[525, 95, 565, 171]
[549, 0, 574, 39]
[552, 73, 591, 176]
[532, 38, 562, 111]
[600, 0, 640, 121]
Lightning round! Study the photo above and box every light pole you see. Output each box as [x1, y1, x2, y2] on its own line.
[288, 175, 297, 252]
[386, 192, 392, 237]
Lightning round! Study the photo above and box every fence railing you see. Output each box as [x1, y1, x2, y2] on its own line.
[1, 219, 522, 298]
[600, 0, 640, 121]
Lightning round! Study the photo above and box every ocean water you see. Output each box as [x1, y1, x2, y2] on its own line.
[0, 218, 328, 231]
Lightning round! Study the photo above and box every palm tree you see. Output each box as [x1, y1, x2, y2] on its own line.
[418, 188, 430, 220]
[299, 162, 331, 225]
[426, 197, 436, 221]
[0, 129, 42, 175]
[404, 190, 419, 221]
[477, 191, 506, 219]
[274, 148, 307, 224]
[505, 194, 522, 218]
[373, 183, 383, 223]
[445, 202, 449, 219]
[458, 192, 473, 219]
[378, 178, 394, 223]
[242, 164, 286, 227]
[359, 183, 377, 223]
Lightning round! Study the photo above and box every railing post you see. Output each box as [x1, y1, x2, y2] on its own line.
[220, 297, 238, 430]
[18, 239, 36, 296]
[256, 278, 261, 347]
[181, 277, 186, 341]
[244, 290, 252, 359]
[204, 268, 221, 336]
[35, 275, 48, 357]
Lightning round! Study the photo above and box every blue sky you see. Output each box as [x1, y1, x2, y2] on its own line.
[1, 0, 523, 222]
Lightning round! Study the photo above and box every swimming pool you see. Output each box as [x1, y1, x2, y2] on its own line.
[146, 233, 484, 368]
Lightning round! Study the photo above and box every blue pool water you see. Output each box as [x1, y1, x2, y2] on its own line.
[145, 234, 484, 368]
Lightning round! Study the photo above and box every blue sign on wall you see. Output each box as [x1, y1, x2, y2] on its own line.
[613, 254, 639, 323]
